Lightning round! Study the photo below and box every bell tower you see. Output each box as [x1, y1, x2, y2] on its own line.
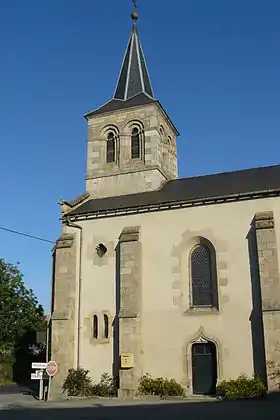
[85, 6, 179, 199]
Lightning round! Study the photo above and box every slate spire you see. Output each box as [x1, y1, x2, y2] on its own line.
[113, 7, 154, 101]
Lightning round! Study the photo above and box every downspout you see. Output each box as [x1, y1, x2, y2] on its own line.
[66, 218, 82, 369]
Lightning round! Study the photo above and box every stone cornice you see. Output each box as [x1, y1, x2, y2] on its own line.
[255, 211, 274, 230]
[59, 192, 90, 216]
[119, 226, 140, 243]
[86, 165, 168, 181]
[54, 234, 75, 249]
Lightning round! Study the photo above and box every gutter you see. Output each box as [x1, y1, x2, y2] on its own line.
[66, 218, 82, 369]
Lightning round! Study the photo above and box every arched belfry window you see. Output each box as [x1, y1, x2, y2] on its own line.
[190, 244, 217, 308]
[106, 131, 116, 163]
[159, 126, 165, 141]
[131, 127, 141, 159]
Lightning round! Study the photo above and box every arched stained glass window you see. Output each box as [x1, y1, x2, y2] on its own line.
[191, 245, 213, 307]
[107, 132, 116, 163]
[131, 127, 140, 159]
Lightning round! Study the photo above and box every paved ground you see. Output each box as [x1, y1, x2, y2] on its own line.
[0, 384, 24, 395]
[1, 386, 280, 419]
[0, 396, 280, 420]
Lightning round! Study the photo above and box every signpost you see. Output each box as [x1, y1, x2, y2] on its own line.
[32, 362, 48, 370]
[31, 360, 57, 401]
[46, 361, 58, 400]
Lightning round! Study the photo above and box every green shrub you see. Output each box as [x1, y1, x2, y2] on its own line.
[217, 375, 266, 400]
[63, 370, 117, 397]
[62, 368, 92, 396]
[91, 373, 117, 397]
[138, 374, 185, 398]
[0, 362, 13, 386]
[0, 346, 14, 386]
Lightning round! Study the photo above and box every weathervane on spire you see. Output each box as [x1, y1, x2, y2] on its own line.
[131, 0, 139, 21]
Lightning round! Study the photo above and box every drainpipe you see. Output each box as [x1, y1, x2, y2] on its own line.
[66, 218, 82, 369]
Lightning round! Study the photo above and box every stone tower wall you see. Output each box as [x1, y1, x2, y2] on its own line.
[85, 102, 178, 198]
[50, 233, 77, 397]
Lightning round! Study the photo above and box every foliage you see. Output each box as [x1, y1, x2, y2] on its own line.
[91, 373, 117, 397]
[0, 259, 46, 384]
[63, 368, 93, 396]
[138, 374, 185, 398]
[216, 375, 266, 400]
[63, 369, 117, 397]
[0, 259, 46, 347]
[0, 346, 14, 385]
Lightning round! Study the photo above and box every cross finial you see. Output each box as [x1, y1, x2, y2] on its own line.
[131, 0, 139, 21]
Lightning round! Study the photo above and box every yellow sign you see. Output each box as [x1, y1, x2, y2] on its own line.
[121, 353, 134, 368]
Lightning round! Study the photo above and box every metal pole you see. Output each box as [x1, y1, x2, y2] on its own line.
[39, 372, 44, 400]
[47, 376, 52, 401]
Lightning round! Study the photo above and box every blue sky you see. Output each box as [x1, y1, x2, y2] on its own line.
[0, 0, 279, 311]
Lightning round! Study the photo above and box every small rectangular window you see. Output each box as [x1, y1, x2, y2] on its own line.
[104, 314, 109, 339]
[93, 315, 98, 339]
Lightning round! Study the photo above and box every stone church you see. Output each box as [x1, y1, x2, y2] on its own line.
[50, 9, 280, 397]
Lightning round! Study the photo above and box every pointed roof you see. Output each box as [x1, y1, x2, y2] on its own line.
[84, 20, 157, 119]
[84, 9, 178, 135]
[113, 24, 154, 101]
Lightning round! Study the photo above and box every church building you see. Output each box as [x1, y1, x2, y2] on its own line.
[50, 7, 280, 397]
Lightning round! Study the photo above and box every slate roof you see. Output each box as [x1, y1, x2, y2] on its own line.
[84, 93, 156, 118]
[84, 23, 157, 119]
[114, 23, 154, 101]
[67, 164, 280, 218]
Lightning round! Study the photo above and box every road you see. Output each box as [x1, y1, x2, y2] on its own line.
[0, 384, 25, 395]
[1, 398, 280, 420]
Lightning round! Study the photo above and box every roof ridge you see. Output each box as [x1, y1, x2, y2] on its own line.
[165, 163, 280, 185]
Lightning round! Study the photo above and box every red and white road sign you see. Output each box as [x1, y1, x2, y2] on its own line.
[46, 361, 58, 377]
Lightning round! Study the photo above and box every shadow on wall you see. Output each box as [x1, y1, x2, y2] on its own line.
[247, 221, 267, 386]
[112, 243, 120, 389]
[2, 399, 280, 420]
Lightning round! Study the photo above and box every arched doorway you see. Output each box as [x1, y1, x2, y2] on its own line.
[192, 341, 217, 395]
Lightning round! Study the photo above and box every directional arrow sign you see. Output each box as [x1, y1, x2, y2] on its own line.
[32, 362, 48, 370]
[31, 370, 43, 380]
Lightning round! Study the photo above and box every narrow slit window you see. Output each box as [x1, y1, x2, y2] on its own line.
[93, 315, 98, 339]
[107, 132, 115, 163]
[131, 127, 140, 159]
[104, 314, 109, 339]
